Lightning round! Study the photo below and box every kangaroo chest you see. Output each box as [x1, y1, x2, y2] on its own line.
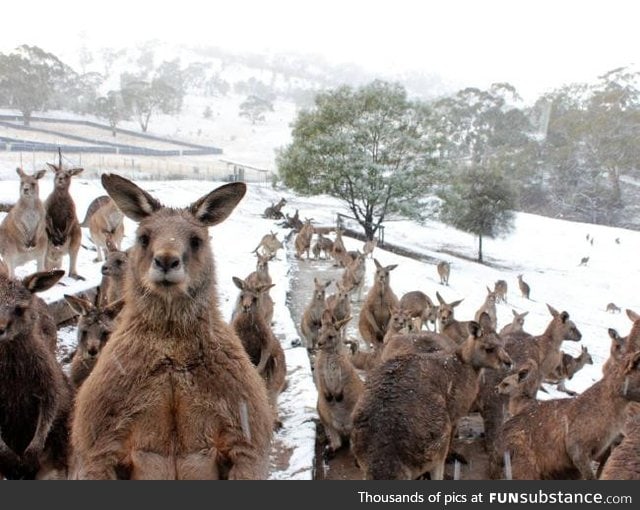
[319, 354, 346, 396]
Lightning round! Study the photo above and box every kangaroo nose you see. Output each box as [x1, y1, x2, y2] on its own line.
[88, 346, 98, 356]
[153, 254, 181, 273]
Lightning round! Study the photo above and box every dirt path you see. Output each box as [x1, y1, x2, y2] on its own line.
[285, 234, 491, 480]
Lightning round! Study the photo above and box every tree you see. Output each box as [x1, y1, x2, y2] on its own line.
[439, 166, 515, 263]
[0, 45, 71, 125]
[121, 77, 181, 132]
[277, 80, 440, 240]
[239, 95, 274, 124]
[94, 90, 129, 136]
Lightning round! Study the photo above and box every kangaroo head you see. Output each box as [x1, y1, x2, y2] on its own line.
[47, 163, 83, 191]
[0, 270, 64, 343]
[101, 173, 246, 305]
[233, 276, 274, 314]
[317, 309, 351, 350]
[65, 294, 124, 359]
[16, 167, 45, 199]
[465, 314, 512, 370]
[547, 304, 582, 342]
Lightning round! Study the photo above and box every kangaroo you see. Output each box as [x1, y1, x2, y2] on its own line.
[70, 175, 272, 479]
[282, 209, 303, 232]
[351, 313, 512, 480]
[474, 286, 498, 331]
[399, 290, 437, 331]
[363, 238, 377, 259]
[606, 302, 622, 314]
[494, 280, 508, 304]
[43, 163, 84, 280]
[499, 309, 529, 336]
[0, 269, 71, 480]
[294, 219, 314, 260]
[237, 252, 274, 324]
[64, 295, 125, 389]
[476, 305, 582, 455]
[315, 310, 364, 455]
[547, 345, 593, 396]
[301, 277, 332, 350]
[496, 358, 541, 417]
[358, 259, 399, 351]
[98, 241, 128, 307]
[600, 411, 640, 479]
[517, 274, 530, 299]
[381, 327, 457, 363]
[331, 228, 349, 267]
[87, 196, 125, 262]
[340, 251, 366, 302]
[253, 231, 283, 259]
[435, 291, 471, 343]
[436, 261, 450, 285]
[312, 233, 334, 260]
[578, 256, 589, 266]
[604, 328, 627, 376]
[80, 195, 112, 227]
[326, 281, 352, 334]
[231, 276, 285, 429]
[0, 168, 48, 277]
[263, 198, 286, 219]
[491, 350, 640, 480]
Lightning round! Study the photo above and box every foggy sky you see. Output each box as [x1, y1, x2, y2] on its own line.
[1, 0, 638, 101]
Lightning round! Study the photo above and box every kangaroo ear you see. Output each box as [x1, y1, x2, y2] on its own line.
[560, 311, 569, 323]
[450, 299, 463, 308]
[547, 304, 559, 318]
[468, 321, 482, 338]
[64, 294, 94, 316]
[478, 312, 493, 331]
[189, 182, 247, 227]
[46, 163, 60, 173]
[68, 167, 84, 177]
[374, 258, 382, 269]
[627, 309, 640, 322]
[23, 270, 65, 293]
[16, 167, 25, 177]
[104, 298, 125, 320]
[102, 174, 161, 222]
[387, 264, 398, 271]
[34, 169, 46, 180]
[512, 309, 518, 317]
[232, 276, 245, 290]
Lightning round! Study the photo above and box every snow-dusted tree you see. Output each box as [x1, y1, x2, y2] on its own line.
[120, 77, 181, 132]
[439, 166, 515, 263]
[94, 90, 129, 136]
[0, 45, 71, 125]
[277, 80, 440, 240]
[239, 95, 274, 124]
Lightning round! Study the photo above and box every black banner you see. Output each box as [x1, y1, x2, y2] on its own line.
[2, 481, 639, 510]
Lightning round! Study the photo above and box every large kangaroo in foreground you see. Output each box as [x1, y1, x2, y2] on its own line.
[70, 175, 273, 479]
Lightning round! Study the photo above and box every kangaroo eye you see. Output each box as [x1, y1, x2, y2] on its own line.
[14, 305, 25, 317]
[485, 347, 495, 354]
[138, 234, 150, 248]
[190, 236, 202, 251]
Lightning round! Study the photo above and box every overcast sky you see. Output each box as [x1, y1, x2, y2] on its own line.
[1, 0, 638, 101]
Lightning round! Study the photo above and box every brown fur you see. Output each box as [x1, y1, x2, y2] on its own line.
[315, 311, 364, 453]
[326, 281, 352, 331]
[340, 251, 366, 302]
[362, 238, 377, 259]
[546, 345, 593, 396]
[231, 277, 286, 428]
[436, 260, 450, 285]
[0, 168, 48, 277]
[474, 286, 498, 331]
[263, 198, 286, 219]
[435, 291, 471, 343]
[517, 274, 530, 299]
[64, 295, 124, 389]
[282, 209, 303, 232]
[494, 279, 508, 304]
[331, 229, 350, 267]
[381, 330, 457, 363]
[351, 314, 512, 480]
[600, 411, 640, 479]
[312, 233, 334, 260]
[399, 290, 437, 331]
[87, 196, 125, 263]
[294, 219, 314, 259]
[606, 302, 621, 313]
[80, 195, 112, 227]
[70, 175, 272, 479]
[43, 163, 84, 280]
[241, 252, 274, 324]
[0, 269, 71, 479]
[491, 350, 640, 480]
[499, 309, 529, 336]
[98, 243, 128, 307]
[358, 259, 399, 350]
[253, 231, 283, 259]
[496, 358, 541, 417]
[475, 305, 582, 455]
[300, 278, 331, 350]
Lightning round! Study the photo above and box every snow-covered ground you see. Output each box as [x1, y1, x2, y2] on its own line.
[2, 174, 639, 478]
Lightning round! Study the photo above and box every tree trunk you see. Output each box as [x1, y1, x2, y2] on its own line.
[22, 110, 32, 126]
[478, 234, 483, 263]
